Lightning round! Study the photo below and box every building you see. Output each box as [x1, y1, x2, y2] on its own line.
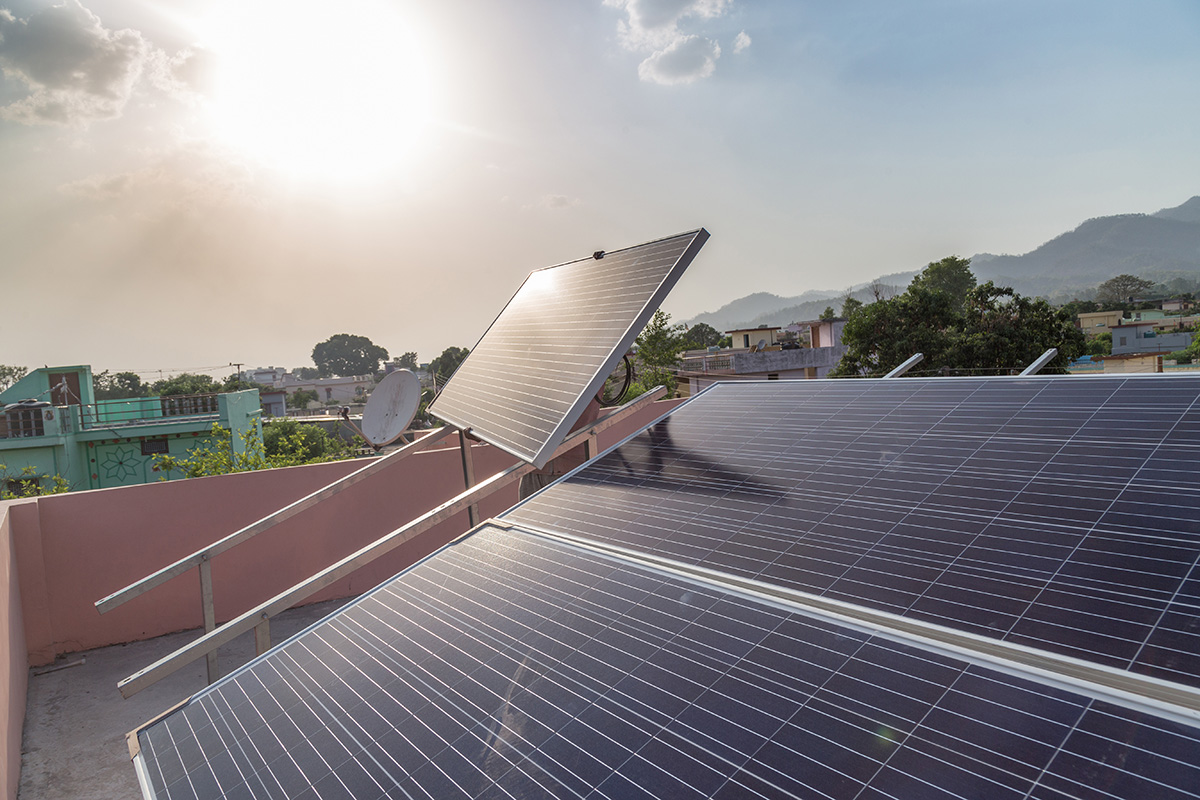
[280, 373, 374, 405]
[679, 318, 849, 393]
[725, 325, 781, 350]
[1109, 321, 1193, 356]
[0, 366, 262, 493]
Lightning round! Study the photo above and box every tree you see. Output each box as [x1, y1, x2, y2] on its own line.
[151, 373, 219, 396]
[819, 306, 836, 321]
[287, 389, 319, 409]
[0, 463, 69, 498]
[830, 259, 1084, 377]
[262, 418, 356, 465]
[396, 351, 419, 370]
[682, 322, 723, 349]
[1096, 274, 1155, 304]
[633, 310, 686, 397]
[949, 283, 1085, 374]
[93, 371, 148, 400]
[291, 367, 320, 380]
[429, 346, 470, 385]
[841, 296, 863, 318]
[311, 334, 389, 377]
[0, 365, 27, 392]
[909, 255, 976, 310]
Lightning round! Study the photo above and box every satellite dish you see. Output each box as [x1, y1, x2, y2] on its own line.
[361, 370, 420, 448]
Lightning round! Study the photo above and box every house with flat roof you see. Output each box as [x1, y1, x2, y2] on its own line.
[0, 366, 262, 493]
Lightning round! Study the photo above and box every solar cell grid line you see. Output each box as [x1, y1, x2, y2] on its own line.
[503, 374, 1200, 688]
[133, 523, 1200, 800]
[429, 229, 708, 468]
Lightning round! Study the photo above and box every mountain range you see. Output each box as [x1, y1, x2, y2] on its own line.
[684, 196, 1200, 332]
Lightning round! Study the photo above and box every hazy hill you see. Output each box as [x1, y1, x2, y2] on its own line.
[684, 196, 1200, 330]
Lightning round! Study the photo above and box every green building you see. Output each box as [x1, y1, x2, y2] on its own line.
[0, 366, 262, 493]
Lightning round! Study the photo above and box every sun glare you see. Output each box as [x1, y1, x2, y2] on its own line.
[201, 0, 434, 183]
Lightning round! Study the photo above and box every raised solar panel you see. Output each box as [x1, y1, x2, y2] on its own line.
[505, 375, 1200, 688]
[429, 229, 708, 468]
[133, 524, 1200, 800]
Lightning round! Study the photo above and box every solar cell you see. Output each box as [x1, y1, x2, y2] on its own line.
[429, 229, 708, 468]
[506, 375, 1200, 687]
[134, 524, 1200, 800]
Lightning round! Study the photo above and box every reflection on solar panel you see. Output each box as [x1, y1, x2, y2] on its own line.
[429, 229, 708, 468]
[134, 525, 1200, 800]
[134, 374, 1200, 800]
[508, 376, 1200, 688]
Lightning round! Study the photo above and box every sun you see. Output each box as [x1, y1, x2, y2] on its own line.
[200, 0, 435, 183]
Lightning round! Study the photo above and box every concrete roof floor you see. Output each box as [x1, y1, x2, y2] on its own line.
[19, 599, 348, 800]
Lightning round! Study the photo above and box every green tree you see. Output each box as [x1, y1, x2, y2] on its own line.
[93, 371, 148, 400]
[831, 260, 1084, 377]
[287, 389, 319, 409]
[291, 367, 320, 380]
[909, 255, 977, 310]
[396, 351, 419, 370]
[949, 283, 1085, 374]
[633, 310, 686, 398]
[830, 286, 960, 377]
[1085, 331, 1112, 357]
[841, 296, 864, 318]
[262, 418, 356, 465]
[819, 306, 836, 321]
[151, 373, 219, 396]
[312, 334, 389, 377]
[0, 365, 27, 392]
[1096, 274, 1155, 304]
[0, 463, 70, 498]
[682, 322, 723, 349]
[429, 346, 470, 385]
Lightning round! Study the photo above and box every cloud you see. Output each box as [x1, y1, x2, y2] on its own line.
[146, 46, 217, 100]
[638, 35, 721, 85]
[0, 1, 149, 125]
[604, 0, 735, 84]
[732, 30, 751, 54]
[541, 194, 581, 210]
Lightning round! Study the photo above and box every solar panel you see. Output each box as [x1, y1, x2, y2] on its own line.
[429, 229, 708, 468]
[506, 375, 1200, 688]
[133, 524, 1200, 800]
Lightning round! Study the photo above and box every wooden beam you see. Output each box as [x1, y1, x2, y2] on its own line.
[96, 427, 455, 615]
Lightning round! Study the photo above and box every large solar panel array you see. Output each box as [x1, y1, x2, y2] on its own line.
[133, 374, 1200, 799]
[135, 525, 1200, 800]
[509, 376, 1200, 688]
[430, 229, 708, 468]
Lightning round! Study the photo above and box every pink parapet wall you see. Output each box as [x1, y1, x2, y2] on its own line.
[7, 396, 684, 668]
[0, 502, 30, 800]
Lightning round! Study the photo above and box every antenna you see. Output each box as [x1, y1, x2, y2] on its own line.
[358, 369, 421, 449]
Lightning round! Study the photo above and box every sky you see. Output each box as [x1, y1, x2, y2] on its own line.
[2, 0, 1198, 379]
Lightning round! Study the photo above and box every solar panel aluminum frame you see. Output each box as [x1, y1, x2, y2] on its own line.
[430, 228, 709, 469]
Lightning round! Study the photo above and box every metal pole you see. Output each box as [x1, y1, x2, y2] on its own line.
[883, 353, 924, 379]
[1019, 348, 1058, 376]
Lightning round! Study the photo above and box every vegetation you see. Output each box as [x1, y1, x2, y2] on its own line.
[93, 371, 148, 400]
[155, 421, 359, 479]
[0, 463, 70, 499]
[1095, 274, 1156, 304]
[631, 310, 686, 398]
[395, 351, 419, 370]
[311, 334, 389, 377]
[429, 346, 470, 386]
[682, 322, 723, 349]
[287, 389, 319, 409]
[1085, 332, 1112, 357]
[819, 306, 836, 321]
[831, 258, 1085, 377]
[0, 365, 27, 392]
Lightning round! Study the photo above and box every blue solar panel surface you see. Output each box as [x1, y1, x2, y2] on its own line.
[136, 525, 1200, 800]
[506, 376, 1200, 688]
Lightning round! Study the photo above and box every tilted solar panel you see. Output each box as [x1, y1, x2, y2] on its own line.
[133, 525, 1200, 800]
[505, 375, 1200, 688]
[429, 229, 708, 468]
